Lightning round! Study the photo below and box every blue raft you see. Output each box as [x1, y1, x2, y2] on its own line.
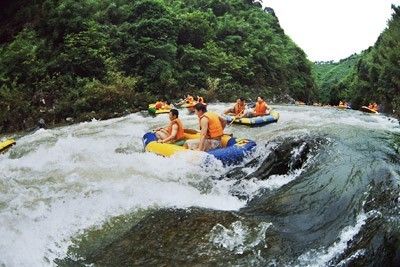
[142, 131, 256, 165]
[224, 110, 279, 127]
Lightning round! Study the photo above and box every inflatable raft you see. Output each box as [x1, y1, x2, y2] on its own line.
[180, 102, 207, 108]
[224, 110, 280, 127]
[360, 106, 379, 114]
[148, 104, 171, 115]
[0, 139, 16, 153]
[337, 105, 351, 109]
[142, 130, 256, 165]
[180, 102, 196, 108]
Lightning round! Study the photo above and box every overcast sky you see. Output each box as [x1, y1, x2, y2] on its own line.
[263, 0, 400, 62]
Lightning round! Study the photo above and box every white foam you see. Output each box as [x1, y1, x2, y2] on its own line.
[0, 104, 398, 266]
[0, 111, 246, 266]
[209, 220, 272, 254]
[296, 212, 369, 267]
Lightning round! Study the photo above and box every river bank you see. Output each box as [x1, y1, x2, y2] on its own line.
[0, 106, 143, 135]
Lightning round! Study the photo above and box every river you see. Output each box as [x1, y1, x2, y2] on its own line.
[1, 104, 399, 266]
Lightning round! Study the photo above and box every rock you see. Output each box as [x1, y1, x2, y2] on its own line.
[270, 93, 296, 104]
[223, 136, 324, 181]
[38, 118, 46, 128]
[78, 209, 245, 266]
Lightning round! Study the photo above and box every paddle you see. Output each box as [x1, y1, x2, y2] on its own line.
[184, 128, 199, 134]
[227, 108, 245, 126]
[184, 128, 232, 137]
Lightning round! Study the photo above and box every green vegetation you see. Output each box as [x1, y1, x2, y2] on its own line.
[347, 5, 400, 115]
[313, 54, 360, 105]
[313, 5, 400, 117]
[0, 0, 316, 132]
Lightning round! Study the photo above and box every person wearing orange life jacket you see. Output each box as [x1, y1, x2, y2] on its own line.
[372, 102, 379, 111]
[224, 97, 246, 117]
[243, 96, 269, 117]
[185, 103, 227, 151]
[154, 100, 164, 109]
[155, 109, 185, 143]
[186, 95, 194, 104]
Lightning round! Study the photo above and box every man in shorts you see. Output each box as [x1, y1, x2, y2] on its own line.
[185, 103, 226, 151]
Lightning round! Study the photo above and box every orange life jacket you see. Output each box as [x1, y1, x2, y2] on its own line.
[155, 101, 163, 109]
[234, 103, 245, 115]
[200, 112, 223, 139]
[254, 101, 267, 116]
[167, 118, 185, 140]
[187, 96, 194, 103]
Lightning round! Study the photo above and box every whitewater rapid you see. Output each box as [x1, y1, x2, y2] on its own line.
[0, 104, 399, 266]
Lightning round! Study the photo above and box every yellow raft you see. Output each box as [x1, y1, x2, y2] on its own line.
[148, 104, 171, 115]
[144, 130, 231, 156]
[143, 129, 257, 165]
[224, 110, 280, 127]
[360, 106, 379, 114]
[0, 139, 16, 153]
[337, 105, 351, 109]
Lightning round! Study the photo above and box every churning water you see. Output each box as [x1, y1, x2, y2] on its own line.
[0, 104, 399, 266]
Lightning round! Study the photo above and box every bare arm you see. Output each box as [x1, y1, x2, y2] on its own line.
[198, 117, 208, 151]
[160, 124, 178, 143]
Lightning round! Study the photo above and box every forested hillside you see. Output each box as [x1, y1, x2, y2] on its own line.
[313, 5, 400, 116]
[313, 54, 360, 105]
[0, 0, 316, 132]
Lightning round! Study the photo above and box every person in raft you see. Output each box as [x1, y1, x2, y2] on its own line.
[368, 102, 379, 112]
[242, 96, 269, 117]
[224, 97, 246, 117]
[197, 96, 205, 104]
[185, 103, 227, 151]
[155, 109, 185, 144]
[176, 95, 194, 106]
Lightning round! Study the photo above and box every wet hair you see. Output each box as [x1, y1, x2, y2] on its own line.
[166, 101, 171, 105]
[170, 109, 179, 117]
[239, 97, 245, 102]
[194, 103, 207, 112]
[259, 96, 264, 100]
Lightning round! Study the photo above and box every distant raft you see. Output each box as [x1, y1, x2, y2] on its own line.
[360, 106, 379, 114]
[148, 104, 171, 115]
[142, 130, 256, 165]
[180, 102, 196, 108]
[337, 105, 351, 110]
[224, 110, 280, 127]
[0, 139, 16, 153]
[179, 102, 208, 108]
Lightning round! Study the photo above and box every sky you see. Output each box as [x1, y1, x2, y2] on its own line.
[262, 0, 400, 62]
